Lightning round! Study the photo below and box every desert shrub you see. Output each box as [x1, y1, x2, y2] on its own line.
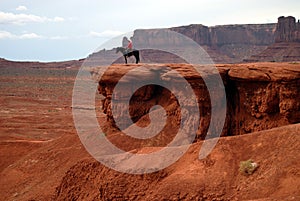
[239, 159, 258, 175]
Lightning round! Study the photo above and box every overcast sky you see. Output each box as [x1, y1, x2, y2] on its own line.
[0, 0, 299, 61]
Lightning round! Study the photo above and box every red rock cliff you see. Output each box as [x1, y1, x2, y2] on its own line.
[88, 16, 300, 64]
[275, 16, 300, 43]
[132, 23, 276, 63]
[92, 63, 300, 148]
[246, 16, 300, 62]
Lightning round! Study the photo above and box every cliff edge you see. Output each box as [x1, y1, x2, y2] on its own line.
[92, 62, 300, 150]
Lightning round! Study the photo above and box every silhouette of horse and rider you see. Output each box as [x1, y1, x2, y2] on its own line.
[116, 37, 140, 64]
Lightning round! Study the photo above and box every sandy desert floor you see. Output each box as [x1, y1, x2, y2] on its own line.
[0, 66, 90, 200]
[0, 63, 299, 200]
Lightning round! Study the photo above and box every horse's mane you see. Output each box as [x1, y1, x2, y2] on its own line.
[116, 47, 126, 53]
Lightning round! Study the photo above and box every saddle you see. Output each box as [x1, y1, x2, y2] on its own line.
[125, 48, 134, 54]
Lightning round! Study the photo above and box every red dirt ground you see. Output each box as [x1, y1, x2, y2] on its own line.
[0, 63, 299, 200]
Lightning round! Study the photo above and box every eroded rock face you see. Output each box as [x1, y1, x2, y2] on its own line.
[275, 16, 300, 43]
[227, 64, 300, 134]
[246, 16, 300, 62]
[133, 23, 276, 63]
[92, 63, 300, 145]
[87, 16, 300, 64]
[87, 21, 277, 64]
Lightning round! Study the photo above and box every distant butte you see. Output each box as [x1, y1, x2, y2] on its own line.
[88, 16, 299, 64]
[246, 16, 300, 62]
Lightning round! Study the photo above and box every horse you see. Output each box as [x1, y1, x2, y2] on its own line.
[116, 47, 140, 64]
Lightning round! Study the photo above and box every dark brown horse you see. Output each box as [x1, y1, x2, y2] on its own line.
[116, 47, 140, 64]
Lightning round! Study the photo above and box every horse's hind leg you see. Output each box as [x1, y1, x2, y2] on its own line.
[136, 53, 140, 64]
[124, 56, 127, 64]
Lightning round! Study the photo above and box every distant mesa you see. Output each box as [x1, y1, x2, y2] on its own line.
[0, 58, 83, 68]
[275, 16, 300, 43]
[246, 16, 300, 62]
[88, 16, 299, 64]
[135, 23, 276, 63]
[1, 16, 299, 65]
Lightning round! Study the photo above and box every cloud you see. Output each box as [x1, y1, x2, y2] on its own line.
[0, 11, 65, 25]
[19, 33, 43, 39]
[52, 17, 64, 22]
[0, 30, 66, 40]
[49, 36, 68, 40]
[16, 6, 28, 11]
[0, 31, 14, 39]
[0, 12, 44, 24]
[0, 31, 43, 39]
[89, 30, 124, 38]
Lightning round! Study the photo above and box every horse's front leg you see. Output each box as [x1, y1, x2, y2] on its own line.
[124, 56, 127, 64]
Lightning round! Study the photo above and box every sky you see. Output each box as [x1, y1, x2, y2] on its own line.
[0, 0, 299, 62]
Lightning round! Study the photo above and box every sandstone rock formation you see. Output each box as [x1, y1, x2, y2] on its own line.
[275, 16, 300, 43]
[132, 23, 276, 63]
[87, 22, 277, 64]
[88, 16, 300, 64]
[92, 63, 300, 149]
[246, 16, 300, 62]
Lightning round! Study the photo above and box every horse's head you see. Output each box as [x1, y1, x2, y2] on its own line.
[116, 47, 125, 54]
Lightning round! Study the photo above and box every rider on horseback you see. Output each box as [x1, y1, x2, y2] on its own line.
[126, 40, 133, 54]
[117, 37, 140, 64]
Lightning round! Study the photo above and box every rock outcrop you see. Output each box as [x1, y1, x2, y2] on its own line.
[227, 63, 300, 134]
[133, 23, 276, 63]
[87, 22, 277, 64]
[92, 63, 300, 149]
[246, 16, 300, 62]
[88, 16, 300, 64]
[275, 16, 300, 43]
